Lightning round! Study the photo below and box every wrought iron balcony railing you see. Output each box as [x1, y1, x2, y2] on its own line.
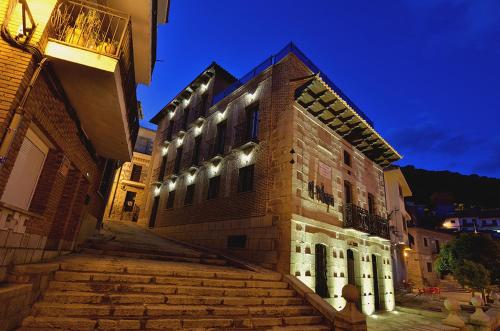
[343, 203, 390, 240]
[47, 0, 139, 148]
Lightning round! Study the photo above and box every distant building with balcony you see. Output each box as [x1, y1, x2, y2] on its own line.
[0, 0, 168, 279]
[383, 166, 412, 289]
[104, 127, 155, 224]
[441, 209, 500, 238]
[148, 43, 401, 315]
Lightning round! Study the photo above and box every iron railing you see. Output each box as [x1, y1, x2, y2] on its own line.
[344, 203, 390, 239]
[212, 42, 374, 127]
[47, 0, 139, 148]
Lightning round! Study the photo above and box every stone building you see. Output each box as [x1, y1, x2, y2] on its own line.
[0, 0, 168, 280]
[406, 227, 455, 288]
[383, 166, 412, 289]
[148, 43, 401, 315]
[104, 127, 155, 224]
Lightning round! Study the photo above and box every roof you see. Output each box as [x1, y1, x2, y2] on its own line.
[295, 74, 401, 167]
[149, 62, 236, 124]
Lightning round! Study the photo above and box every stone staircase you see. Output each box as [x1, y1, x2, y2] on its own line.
[17, 254, 331, 330]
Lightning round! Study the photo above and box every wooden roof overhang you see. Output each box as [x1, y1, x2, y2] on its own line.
[295, 75, 401, 168]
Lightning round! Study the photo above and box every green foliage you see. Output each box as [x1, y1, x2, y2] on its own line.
[435, 233, 500, 286]
[453, 260, 490, 292]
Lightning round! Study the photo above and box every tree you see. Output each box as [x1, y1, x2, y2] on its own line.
[435, 233, 500, 298]
[453, 260, 490, 301]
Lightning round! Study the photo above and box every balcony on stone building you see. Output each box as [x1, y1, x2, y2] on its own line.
[188, 100, 209, 127]
[42, 0, 138, 160]
[207, 137, 226, 161]
[233, 121, 259, 150]
[343, 203, 390, 240]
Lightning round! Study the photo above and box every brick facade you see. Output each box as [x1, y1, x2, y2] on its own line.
[149, 47, 398, 315]
[0, 0, 108, 280]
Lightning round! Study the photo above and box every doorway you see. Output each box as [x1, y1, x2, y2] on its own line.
[372, 254, 382, 310]
[315, 244, 329, 298]
[148, 196, 159, 228]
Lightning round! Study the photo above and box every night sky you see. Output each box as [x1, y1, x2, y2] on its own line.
[138, 0, 500, 178]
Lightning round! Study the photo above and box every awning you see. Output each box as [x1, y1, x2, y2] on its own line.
[295, 75, 401, 167]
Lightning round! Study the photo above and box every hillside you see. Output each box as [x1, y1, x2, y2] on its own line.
[400, 166, 500, 209]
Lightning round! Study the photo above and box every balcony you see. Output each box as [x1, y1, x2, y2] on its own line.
[43, 0, 138, 160]
[188, 100, 208, 126]
[343, 203, 390, 240]
[207, 137, 226, 161]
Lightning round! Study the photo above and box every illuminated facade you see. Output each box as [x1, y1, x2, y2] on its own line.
[104, 127, 155, 224]
[383, 166, 412, 288]
[149, 43, 401, 315]
[0, 0, 168, 278]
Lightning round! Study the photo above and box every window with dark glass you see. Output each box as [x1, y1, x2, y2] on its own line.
[123, 191, 136, 212]
[184, 184, 195, 205]
[238, 164, 254, 192]
[157, 155, 167, 181]
[130, 164, 142, 182]
[435, 240, 440, 253]
[215, 120, 227, 155]
[166, 119, 174, 140]
[207, 175, 220, 200]
[173, 147, 183, 173]
[192, 135, 202, 165]
[408, 234, 415, 248]
[423, 237, 428, 247]
[182, 108, 190, 130]
[98, 159, 116, 196]
[166, 190, 175, 209]
[200, 93, 208, 117]
[245, 103, 259, 140]
[426, 262, 432, 273]
[343, 150, 351, 166]
[344, 180, 352, 204]
[367, 193, 375, 214]
[134, 136, 153, 155]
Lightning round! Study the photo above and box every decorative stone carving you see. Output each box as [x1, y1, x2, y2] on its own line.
[442, 298, 465, 328]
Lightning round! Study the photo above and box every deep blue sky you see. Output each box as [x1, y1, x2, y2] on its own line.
[138, 0, 500, 178]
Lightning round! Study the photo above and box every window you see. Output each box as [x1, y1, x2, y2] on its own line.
[426, 262, 433, 273]
[200, 93, 208, 116]
[134, 136, 153, 155]
[227, 235, 247, 249]
[166, 119, 174, 140]
[157, 155, 167, 181]
[174, 147, 183, 173]
[398, 185, 403, 198]
[182, 108, 190, 130]
[215, 121, 227, 155]
[207, 175, 221, 200]
[408, 234, 415, 248]
[98, 159, 116, 197]
[367, 193, 375, 214]
[344, 180, 352, 204]
[166, 190, 176, 209]
[130, 164, 142, 182]
[238, 164, 254, 192]
[343, 150, 351, 166]
[184, 184, 195, 205]
[435, 240, 440, 253]
[192, 135, 202, 166]
[123, 191, 136, 212]
[450, 220, 456, 224]
[423, 237, 428, 247]
[245, 103, 259, 140]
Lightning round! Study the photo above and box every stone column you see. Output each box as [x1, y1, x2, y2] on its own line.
[442, 298, 465, 329]
[467, 297, 492, 331]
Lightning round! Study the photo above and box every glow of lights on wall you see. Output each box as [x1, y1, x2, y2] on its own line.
[154, 186, 161, 196]
[209, 162, 221, 177]
[168, 179, 176, 191]
[239, 149, 253, 165]
[194, 123, 204, 136]
[183, 97, 190, 107]
[187, 172, 196, 185]
[168, 109, 175, 119]
[176, 136, 184, 147]
[246, 89, 258, 103]
[200, 82, 209, 93]
[161, 146, 169, 156]
[217, 109, 226, 122]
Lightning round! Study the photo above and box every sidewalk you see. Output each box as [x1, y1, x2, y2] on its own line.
[367, 308, 458, 331]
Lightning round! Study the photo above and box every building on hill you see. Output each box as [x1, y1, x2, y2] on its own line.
[104, 127, 155, 224]
[0, 0, 168, 280]
[441, 209, 500, 238]
[147, 43, 402, 314]
[383, 166, 412, 289]
[406, 226, 455, 288]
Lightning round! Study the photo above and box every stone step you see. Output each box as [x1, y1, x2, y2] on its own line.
[44, 283, 296, 303]
[55, 267, 282, 282]
[32, 302, 316, 318]
[21, 315, 325, 330]
[82, 248, 227, 266]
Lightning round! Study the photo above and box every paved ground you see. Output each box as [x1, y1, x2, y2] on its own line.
[367, 309, 458, 331]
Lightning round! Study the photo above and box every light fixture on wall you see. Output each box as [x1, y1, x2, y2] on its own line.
[153, 182, 162, 196]
[168, 178, 177, 191]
